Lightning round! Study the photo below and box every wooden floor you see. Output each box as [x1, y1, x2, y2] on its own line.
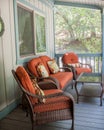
[0, 86, 104, 130]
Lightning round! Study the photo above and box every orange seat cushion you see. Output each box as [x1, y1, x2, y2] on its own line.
[76, 67, 92, 75]
[62, 52, 79, 64]
[50, 72, 73, 89]
[27, 57, 43, 77]
[34, 89, 72, 113]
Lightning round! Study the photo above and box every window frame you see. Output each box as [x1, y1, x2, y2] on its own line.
[14, 1, 47, 64]
[17, 4, 35, 57]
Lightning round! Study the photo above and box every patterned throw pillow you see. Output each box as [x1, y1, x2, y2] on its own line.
[68, 63, 81, 68]
[47, 59, 59, 74]
[37, 63, 49, 78]
[31, 79, 46, 103]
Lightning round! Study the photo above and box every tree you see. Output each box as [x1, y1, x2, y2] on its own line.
[55, 6, 101, 53]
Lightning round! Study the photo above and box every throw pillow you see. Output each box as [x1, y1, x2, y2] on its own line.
[31, 79, 46, 103]
[47, 59, 59, 73]
[37, 63, 49, 78]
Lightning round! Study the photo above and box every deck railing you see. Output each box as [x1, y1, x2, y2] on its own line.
[55, 53, 102, 75]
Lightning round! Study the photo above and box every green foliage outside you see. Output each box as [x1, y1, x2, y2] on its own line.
[36, 14, 46, 53]
[55, 6, 101, 53]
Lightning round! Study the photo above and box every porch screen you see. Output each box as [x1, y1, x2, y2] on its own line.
[55, 6, 101, 54]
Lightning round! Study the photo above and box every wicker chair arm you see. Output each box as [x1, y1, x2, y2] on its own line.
[21, 86, 40, 99]
[43, 92, 63, 98]
[19, 79, 63, 99]
[63, 92, 75, 104]
[37, 76, 60, 88]
[23, 88, 74, 101]
[63, 65, 77, 80]
[22, 86, 63, 100]
[59, 67, 72, 72]
[79, 62, 92, 69]
[38, 80, 59, 90]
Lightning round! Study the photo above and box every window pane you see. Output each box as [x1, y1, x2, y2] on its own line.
[35, 14, 46, 53]
[55, 6, 101, 53]
[17, 6, 34, 56]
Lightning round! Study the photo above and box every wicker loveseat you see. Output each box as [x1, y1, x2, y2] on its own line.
[27, 55, 73, 90]
[12, 66, 74, 130]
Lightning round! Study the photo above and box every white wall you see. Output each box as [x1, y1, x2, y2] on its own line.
[0, 0, 54, 111]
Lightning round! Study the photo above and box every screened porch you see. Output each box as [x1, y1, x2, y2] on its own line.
[0, 0, 104, 130]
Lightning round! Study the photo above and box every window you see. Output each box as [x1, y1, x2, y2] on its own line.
[17, 6, 34, 56]
[15, 3, 46, 63]
[35, 13, 46, 53]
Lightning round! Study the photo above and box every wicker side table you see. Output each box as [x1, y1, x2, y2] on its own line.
[75, 73, 104, 106]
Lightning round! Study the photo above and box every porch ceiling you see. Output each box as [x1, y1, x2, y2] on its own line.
[54, 0, 104, 7]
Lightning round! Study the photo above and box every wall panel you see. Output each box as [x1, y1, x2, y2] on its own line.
[0, 0, 54, 114]
[0, 36, 6, 111]
[0, 0, 19, 111]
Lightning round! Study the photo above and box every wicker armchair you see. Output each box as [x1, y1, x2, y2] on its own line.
[62, 52, 92, 79]
[12, 66, 74, 130]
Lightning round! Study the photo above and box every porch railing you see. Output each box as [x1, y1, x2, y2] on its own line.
[55, 53, 102, 75]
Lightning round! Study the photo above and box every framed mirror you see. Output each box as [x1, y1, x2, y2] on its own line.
[0, 16, 5, 37]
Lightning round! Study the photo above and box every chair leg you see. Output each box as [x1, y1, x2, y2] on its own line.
[71, 120, 74, 130]
[71, 125, 74, 130]
[71, 80, 75, 89]
[71, 112, 74, 130]
[26, 109, 28, 117]
[32, 124, 34, 130]
[32, 123, 34, 130]
[71, 83, 73, 89]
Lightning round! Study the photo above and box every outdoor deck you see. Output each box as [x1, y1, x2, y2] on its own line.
[0, 86, 104, 130]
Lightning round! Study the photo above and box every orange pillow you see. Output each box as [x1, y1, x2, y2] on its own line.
[62, 52, 79, 64]
[16, 66, 36, 94]
[47, 59, 59, 73]
[16, 66, 38, 103]
[37, 63, 49, 78]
